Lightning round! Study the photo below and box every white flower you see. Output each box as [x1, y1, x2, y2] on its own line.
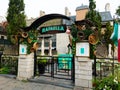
[114, 77, 118, 84]
[103, 85, 107, 90]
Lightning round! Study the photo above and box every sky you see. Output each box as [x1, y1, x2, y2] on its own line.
[0, 0, 120, 21]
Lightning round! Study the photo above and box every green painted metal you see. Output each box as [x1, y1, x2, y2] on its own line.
[58, 54, 73, 70]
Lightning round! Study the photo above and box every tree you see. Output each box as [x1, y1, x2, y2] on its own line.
[86, 0, 102, 29]
[104, 22, 113, 45]
[85, 0, 102, 58]
[116, 6, 120, 17]
[116, 6, 120, 23]
[6, 0, 26, 43]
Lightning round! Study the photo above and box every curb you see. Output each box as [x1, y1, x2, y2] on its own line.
[0, 74, 16, 79]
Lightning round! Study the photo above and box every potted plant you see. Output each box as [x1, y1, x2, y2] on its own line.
[37, 58, 47, 74]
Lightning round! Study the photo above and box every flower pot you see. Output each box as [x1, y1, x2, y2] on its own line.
[38, 63, 45, 74]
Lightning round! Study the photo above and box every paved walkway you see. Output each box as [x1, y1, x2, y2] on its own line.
[0, 75, 73, 90]
[29, 75, 74, 89]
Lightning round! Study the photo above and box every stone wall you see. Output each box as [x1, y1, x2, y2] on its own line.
[17, 53, 34, 80]
[75, 57, 92, 90]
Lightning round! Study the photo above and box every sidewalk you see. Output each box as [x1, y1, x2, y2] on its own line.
[0, 75, 73, 90]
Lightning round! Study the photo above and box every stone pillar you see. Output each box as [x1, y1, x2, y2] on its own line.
[49, 39, 52, 56]
[41, 38, 45, 55]
[108, 44, 112, 58]
[74, 57, 92, 90]
[17, 53, 34, 80]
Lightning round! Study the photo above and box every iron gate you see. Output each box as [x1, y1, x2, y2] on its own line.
[0, 55, 18, 75]
[34, 54, 75, 82]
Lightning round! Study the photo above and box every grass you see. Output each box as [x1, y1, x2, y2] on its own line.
[0, 67, 10, 74]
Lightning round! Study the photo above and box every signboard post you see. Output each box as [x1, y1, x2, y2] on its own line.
[17, 44, 34, 80]
[75, 41, 92, 89]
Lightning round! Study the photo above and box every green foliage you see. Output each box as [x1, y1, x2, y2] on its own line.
[93, 76, 120, 90]
[115, 6, 120, 23]
[90, 44, 95, 59]
[116, 6, 120, 16]
[37, 58, 47, 65]
[83, 29, 94, 39]
[114, 64, 120, 82]
[20, 30, 38, 54]
[6, 0, 26, 43]
[86, 0, 102, 29]
[104, 22, 113, 46]
[93, 63, 120, 90]
[71, 38, 76, 55]
[0, 67, 10, 74]
[70, 24, 94, 56]
[0, 56, 18, 74]
[89, 0, 96, 10]
[70, 25, 77, 55]
[85, 0, 102, 59]
[86, 11, 101, 30]
[71, 25, 78, 39]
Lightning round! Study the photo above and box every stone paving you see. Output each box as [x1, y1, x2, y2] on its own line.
[29, 75, 74, 89]
[0, 75, 73, 90]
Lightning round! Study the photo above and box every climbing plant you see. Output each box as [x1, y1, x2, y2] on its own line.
[19, 30, 38, 54]
[85, 0, 102, 59]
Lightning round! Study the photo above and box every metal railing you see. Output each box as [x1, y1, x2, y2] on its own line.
[35, 55, 75, 82]
[0, 55, 18, 75]
[93, 57, 120, 79]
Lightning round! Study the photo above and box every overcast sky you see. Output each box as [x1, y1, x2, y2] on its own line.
[0, 0, 119, 20]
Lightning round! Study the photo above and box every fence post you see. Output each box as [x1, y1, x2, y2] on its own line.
[51, 56, 54, 78]
[71, 54, 75, 83]
[34, 51, 37, 76]
[0, 55, 1, 68]
[94, 55, 97, 80]
[112, 46, 115, 75]
[0, 51, 3, 68]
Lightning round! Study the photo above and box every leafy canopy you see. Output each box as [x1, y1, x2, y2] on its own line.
[6, 0, 26, 36]
[86, 0, 102, 29]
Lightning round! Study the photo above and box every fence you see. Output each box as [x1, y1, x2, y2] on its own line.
[35, 54, 75, 82]
[93, 57, 120, 79]
[0, 55, 18, 75]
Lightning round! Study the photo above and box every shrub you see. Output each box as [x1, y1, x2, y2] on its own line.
[93, 76, 120, 90]
[37, 58, 47, 65]
[0, 67, 10, 74]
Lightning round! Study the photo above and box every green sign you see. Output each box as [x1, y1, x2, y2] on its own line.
[58, 54, 73, 70]
[40, 25, 66, 34]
